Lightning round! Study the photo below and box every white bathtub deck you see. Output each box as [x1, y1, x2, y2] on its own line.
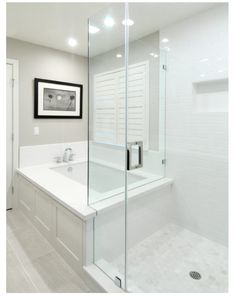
[17, 159, 172, 220]
[16, 158, 96, 220]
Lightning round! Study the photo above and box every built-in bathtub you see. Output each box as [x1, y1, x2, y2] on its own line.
[51, 161, 162, 205]
[16, 141, 173, 292]
[52, 161, 143, 192]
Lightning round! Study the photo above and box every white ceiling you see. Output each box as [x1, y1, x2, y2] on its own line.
[7, 2, 218, 57]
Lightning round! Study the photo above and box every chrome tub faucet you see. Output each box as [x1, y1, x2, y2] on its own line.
[63, 148, 73, 162]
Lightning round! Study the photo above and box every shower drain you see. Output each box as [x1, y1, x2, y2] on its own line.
[189, 271, 202, 280]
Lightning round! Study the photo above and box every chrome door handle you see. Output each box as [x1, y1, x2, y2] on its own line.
[127, 141, 143, 171]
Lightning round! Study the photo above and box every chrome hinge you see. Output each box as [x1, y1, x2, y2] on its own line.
[162, 159, 166, 165]
[162, 64, 167, 71]
[114, 276, 122, 288]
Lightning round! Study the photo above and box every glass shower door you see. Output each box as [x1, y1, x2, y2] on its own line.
[88, 3, 128, 288]
[88, 2, 167, 291]
[125, 50, 167, 292]
[125, 2, 167, 292]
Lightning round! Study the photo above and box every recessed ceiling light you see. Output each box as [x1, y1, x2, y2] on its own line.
[104, 16, 115, 27]
[150, 53, 158, 58]
[116, 54, 122, 58]
[161, 38, 169, 43]
[89, 25, 100, 34]
[122, 19, 134, 26]
[68, 38, 77, 47]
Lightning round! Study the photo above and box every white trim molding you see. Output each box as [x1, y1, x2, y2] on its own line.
[7, 58, 19, 208]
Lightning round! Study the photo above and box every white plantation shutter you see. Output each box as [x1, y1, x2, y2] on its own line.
[94, 72, 117, 144]
[94, 61, 149, 149]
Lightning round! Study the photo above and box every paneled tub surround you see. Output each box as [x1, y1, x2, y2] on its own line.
[15, 142, 97, 285]
[16, 141, 173, 291]
[17, 159, 94, 220]
[17, 141, 94, 219]
[17, 141, 172, 216]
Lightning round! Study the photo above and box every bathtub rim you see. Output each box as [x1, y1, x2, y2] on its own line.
[16, 159, 173, 221]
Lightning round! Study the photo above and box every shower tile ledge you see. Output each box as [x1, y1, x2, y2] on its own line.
[16, 159, 96, 221]
[84, 264, 124, 293]
[91, 177, 173, 214]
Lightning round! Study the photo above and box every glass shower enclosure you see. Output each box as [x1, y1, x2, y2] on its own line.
[88, 2, 166, 291]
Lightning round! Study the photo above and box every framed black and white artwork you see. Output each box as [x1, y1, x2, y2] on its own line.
[34, 78, 83, 118]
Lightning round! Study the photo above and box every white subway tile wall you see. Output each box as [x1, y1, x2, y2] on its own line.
[161, 4, 228, 245]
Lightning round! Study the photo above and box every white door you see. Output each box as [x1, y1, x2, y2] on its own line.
[6, 63, 14, 209]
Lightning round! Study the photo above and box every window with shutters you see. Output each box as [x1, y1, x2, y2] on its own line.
[93, 61, 149, 149]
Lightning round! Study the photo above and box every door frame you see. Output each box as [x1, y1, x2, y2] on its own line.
[6, 58, 19, 209]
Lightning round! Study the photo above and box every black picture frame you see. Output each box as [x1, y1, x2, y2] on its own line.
[34, 78, 83, 119]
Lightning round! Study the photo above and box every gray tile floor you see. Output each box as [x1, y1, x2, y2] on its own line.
[6, 209, 91, 293]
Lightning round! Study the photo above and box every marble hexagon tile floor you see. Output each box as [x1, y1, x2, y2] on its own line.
[7, 209, 91, 293]
[111, 224, 228, 293]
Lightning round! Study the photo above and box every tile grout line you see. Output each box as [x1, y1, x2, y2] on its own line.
[7, 210, 91, 292]
[7, 238, 40, 292]
[7, 211, 55, 292]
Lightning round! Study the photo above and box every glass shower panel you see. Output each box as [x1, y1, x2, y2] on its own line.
[126, 3, 167, 292]
[88, 3, 227, 293]
[88, 3, 127, 288]
[125, 7, 166, 195]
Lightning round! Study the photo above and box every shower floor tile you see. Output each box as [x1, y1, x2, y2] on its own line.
[112, 224, 228, 293]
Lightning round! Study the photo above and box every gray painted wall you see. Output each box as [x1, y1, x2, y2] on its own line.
[7, 38, 88, 146]
[90, 32, 160, 150]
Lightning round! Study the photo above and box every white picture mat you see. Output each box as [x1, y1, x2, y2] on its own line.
[38, 82, 81, 116]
